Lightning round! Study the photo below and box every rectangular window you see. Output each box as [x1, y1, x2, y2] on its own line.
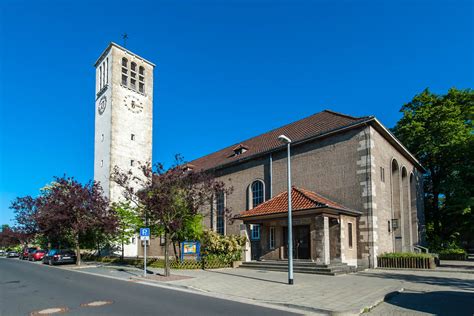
[131, 134, 135, 141]
[122, 74, 128, 86]
[348, 223, 353, 248]
[216, 192, 225, 235]
[388, 220, 391, 233]
[130, 160, 134, 167]
[101, 134, 104, 142]
[269, 227, 275, 249]
[380, 167, 385, 182]
[100, 160, 103, 167]
[251, 224, 260, 240]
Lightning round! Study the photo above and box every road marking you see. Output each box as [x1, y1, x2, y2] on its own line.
[30, 307, 68, 315]
[80, 300, 113, 307]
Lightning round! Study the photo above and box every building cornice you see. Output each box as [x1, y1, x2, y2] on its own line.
[94, 42, 156, 68]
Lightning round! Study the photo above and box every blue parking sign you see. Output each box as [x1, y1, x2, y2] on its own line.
[140, 228, 150, 240]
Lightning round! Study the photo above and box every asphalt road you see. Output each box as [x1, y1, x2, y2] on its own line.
[0, 258, 297, 316]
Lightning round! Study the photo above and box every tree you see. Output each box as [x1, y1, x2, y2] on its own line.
[10, 196, 40, 245]
[112, 201, 142, 260]
[36, 176, 119, 265]
[393, 88, 474, 249]
[0, 225, 21, 249]
[112, 156, 232, 276]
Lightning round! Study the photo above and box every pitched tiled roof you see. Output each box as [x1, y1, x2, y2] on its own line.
[189, 110, 370, 171]
[237, 187, 359, 219]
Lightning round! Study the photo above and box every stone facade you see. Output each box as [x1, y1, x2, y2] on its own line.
[94, 43, 155, 257]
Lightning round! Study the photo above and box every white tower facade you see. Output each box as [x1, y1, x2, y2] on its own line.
[94, 43, 154, 257]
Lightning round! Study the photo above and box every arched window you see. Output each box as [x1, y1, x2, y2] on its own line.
[251, 180, 264, 208]
[139, 66, 145, 93]
[216, 191, 225, 235]
[121, 58, 128, 86]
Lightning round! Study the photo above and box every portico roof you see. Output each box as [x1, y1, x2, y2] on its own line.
[237, 187, 361, 221]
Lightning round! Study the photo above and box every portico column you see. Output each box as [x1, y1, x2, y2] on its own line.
[315, 215, 330, 265]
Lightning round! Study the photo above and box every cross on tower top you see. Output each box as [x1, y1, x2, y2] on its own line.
[122, 33, 128, 48]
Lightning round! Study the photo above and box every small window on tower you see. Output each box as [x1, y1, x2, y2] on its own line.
[101, 134, 104, 142]
[122, 74, 127, 86]
[131, 134, 135, 141]
[139, 82, 144, 93]
[100, 160, 103, 167]
[130, 160, 135, 167]
[130, 78, 136, 89]
[139, 66, 144, 75]
[131, 62, 137, 72]
[122, 58, 128, 67]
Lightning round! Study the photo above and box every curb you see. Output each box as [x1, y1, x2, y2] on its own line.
[353, 288, 405, 315]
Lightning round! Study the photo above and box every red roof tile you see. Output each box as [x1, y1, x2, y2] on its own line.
[237, 187, 358, 219]
[189, 110, 370, 171]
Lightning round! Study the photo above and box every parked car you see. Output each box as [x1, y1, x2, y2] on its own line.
[20, 247, 37, 260]
[0, 249, 5, 256]
[43, 249, 77, 265]
[7, 251, 19, 258]
[28, 249, 46, 261]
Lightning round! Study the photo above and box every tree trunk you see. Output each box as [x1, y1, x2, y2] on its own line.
[121, 231, 125, 261]
[173, 240, 179, 261]
[76, 235, 81, 266]
[164, 233, 170, 277]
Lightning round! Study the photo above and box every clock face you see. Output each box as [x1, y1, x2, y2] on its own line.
[98, 96, 107, 115]
[123, 95, 144, 114]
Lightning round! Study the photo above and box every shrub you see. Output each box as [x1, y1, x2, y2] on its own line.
[378, 252, 434, 259]
[438, 248, 467, 260]
[200, 230, 246, 264]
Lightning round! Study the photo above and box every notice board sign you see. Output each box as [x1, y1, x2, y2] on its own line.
[180, 241, 200, 261]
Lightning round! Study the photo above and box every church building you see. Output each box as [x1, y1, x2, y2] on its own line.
[93, 43, 425, 269]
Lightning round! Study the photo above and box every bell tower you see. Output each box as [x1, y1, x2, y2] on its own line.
[93, 43, 154, 256]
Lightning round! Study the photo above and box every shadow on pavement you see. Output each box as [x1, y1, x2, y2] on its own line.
[357, 271, 474, 291]
[385, 290, 474, 316]
[205, 269, 288, 285]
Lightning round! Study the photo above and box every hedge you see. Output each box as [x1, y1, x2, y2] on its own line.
[377, 253, 436, 269]
[438, 249, 467, 261]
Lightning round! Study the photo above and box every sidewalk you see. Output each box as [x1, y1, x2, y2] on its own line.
[60, 261, 474, 315]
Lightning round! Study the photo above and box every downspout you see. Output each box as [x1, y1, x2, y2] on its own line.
[269, 154, 273, 198]
[364, 124, 374, 268]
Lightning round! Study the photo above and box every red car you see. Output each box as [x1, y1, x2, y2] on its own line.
[28, 249, 46, 261]
[20, 247, 37, 260]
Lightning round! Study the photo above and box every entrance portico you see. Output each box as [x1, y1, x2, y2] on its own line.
[238, 187, 361, 267]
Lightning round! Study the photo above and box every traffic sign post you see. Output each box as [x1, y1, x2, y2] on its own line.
[140, 228, 150, 278]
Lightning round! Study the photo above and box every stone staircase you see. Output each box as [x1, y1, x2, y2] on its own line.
[239, 260, 356, 276]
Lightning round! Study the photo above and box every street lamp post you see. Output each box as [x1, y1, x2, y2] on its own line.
[278, 134, 293, 285]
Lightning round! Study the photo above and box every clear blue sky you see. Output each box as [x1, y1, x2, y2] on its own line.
[0, 0, 472, 225]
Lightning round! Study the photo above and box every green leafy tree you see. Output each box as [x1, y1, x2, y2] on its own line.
[393, 88, 474, 249]
[112, 201, 142, 260]
[112, 155, 232, 276]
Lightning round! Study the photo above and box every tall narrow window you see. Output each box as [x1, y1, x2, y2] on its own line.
[380, 167, 385, 182]
[130, 160, 134, 167]
[251, 180, 264, 208]
[99, 66, 102, 89]
[216, 191, 225, 235]
[131, 134, 135, 141]
[102, 62, 106, 88]
[269, 227, 275, 249]
[106, 58, 108, 84]
[121, 58, 128, 86]
[348, 223, 353, 248]
[139, 66, 145, 93]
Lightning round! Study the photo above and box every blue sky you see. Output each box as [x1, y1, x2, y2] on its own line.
[0, 0, 472, 225]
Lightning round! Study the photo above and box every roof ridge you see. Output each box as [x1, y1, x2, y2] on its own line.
[293, 187, 326, 207]
[323, 109, 367, 120]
